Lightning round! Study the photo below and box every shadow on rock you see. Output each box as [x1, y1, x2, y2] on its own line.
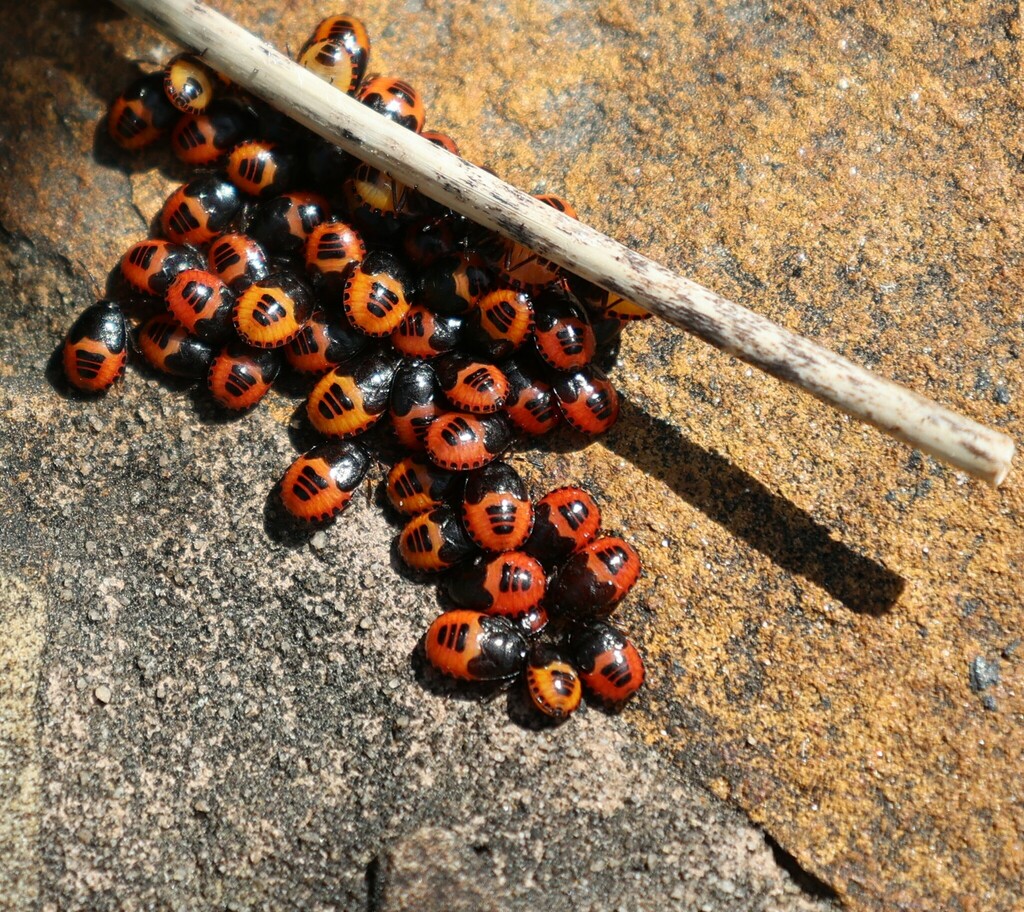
[409, 638, 511, 705]
[604, 397, 905, 616]
[262, 483, 319, 548]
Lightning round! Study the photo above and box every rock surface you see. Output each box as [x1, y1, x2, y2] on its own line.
[1, 1, 1021, 910]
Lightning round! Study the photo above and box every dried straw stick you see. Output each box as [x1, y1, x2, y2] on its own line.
[111, 0, 1015, 485]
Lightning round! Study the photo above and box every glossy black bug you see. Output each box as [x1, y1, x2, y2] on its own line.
[424, 611, 528, 681]
[446, 551, 548, 635]
[390, 359, 442, 451]
[568, 622, 645, 707]
[62, 301, 128, 393]
[399, 507, 476, 574]
[460, 461, 534, 553]
[306, 348, 400, 439]
[278, 441, 370, 523]
[159, 175, 242, 248]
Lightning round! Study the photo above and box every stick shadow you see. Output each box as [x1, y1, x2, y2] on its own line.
[603, 398, 905, 615]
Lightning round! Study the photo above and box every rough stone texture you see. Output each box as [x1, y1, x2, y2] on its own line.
[0, 0, 1021, 910]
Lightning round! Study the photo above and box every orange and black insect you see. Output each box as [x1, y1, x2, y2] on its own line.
[341, 250, 411, 337]
[390, 305, 464, 361]
[206, 232, 270, 292]
[389, 360, 442, 451]
[307, 15, 370, 85]
[233, 274, 314, 348]
[547, 535, 641, 622]
[248, 191, 331, 256]
[206, 343, 281, 411]
[425, 411, 512, 472]
[277, 441, 370, 523]
[226, 140, 296, 198]
[501, 357, 560, 437]
[120, 240, 204, 297]
[170, 100, 253, 166]
[357, 76, 425, 132]
[523, 486, 601, 568]
[284, 310, 369, 375]
[420, 130, 459, 156]
[553, 364, 620, 435]
[107, 73, 179, 151]
[137, 314, 214, 378]
[532, 289, 596, 372]
[434, 354, 509, 414]
[570, 275, 651, 322]
[460, 461, 534, 553]
[490, 194, 577, 291]
[446, 551, 548, 635]
[305, 349, 399, 438]
[418, 252, 492, 316]
[159, 175, 242, 248]
[525, 645, 582, 720]
[62, 301, 128, 394]
[398, 508, 476, 574]
[467, 289, 534, 361]
[163, 54, 216, 114]
[164, 269, 235, 342]
[304, 220, 366, 294]
[568, 622, 645, 707]
[343, 163, 421, 241]
[424, 610, 528, 682]
[385, 455, 458, 517]
[298, 39, 360, 94]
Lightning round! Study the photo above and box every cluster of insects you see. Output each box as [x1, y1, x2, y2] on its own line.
[62, 13, 650, 721]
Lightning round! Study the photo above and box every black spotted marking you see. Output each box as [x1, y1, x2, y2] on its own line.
[146, 318, 176, 350]
[317, 233, 353, 259]
[253, 293, 286, 326]
[499, 562, 532, 593]
[315, 44, 340, 65]
[181, 280, 213, 313]
[177, 119, 205, 150]
[290, 326, 319, 355]
[181, 76, 203, 102]
[555, 326, 585, 355]
[292, 465, 330, 502]
[318, 382, 355, 419]
[550, 669, 576, 696]
[440, 416, 474, 447]
[407, 522, 435, 554]
[560, 501, 590, 530]
[587, 389, 616, 421]
[600, 659, 633, 689]
[463, 368, 496, 392]
[167, 204, 201, 238]
[224, 364, 257, 399]
[393, 470, 424, 500]
[403, 311, 427, 337]
[596, 543, 629, 575]
[116, 107, 148, 139]
[485, 503, 517, 535]
[485, 300, 516, 333]
[525, 398, 557, 422]
[367, 282, 400, 318]
[73, 350, 106, 378]
[238, 155, 267, 185]
[211, 243, 241, 272]
[128, 243, 159, 270]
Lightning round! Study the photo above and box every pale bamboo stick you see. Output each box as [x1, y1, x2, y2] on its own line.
[110, 0, 1016, 485]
